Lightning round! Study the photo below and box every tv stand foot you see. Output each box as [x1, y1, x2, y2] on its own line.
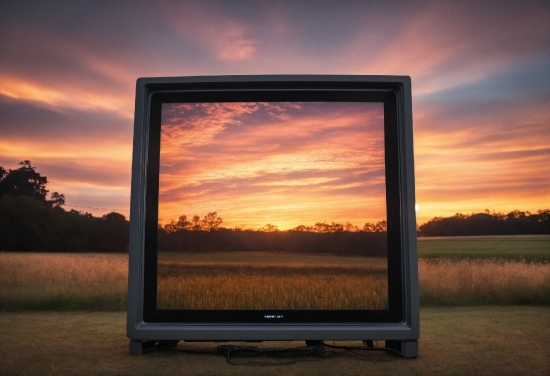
[305, 340, 325, 356]
[384, 339, 418, 358]
[129, 340, 156, 355]
[130, 340, 180, 355]
[363, 340, 374, 348]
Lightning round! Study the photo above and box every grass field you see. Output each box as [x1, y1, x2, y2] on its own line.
[158, 252, 388, 309]
[0, 253, 127, 311]
[419, 258, 549, 305]
[1, 307, 549, 375]
[0, 234, 548, 311]
[418, 234, 550, 261]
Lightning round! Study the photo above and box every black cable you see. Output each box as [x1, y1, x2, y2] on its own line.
[141, 342, 402, 366]
[222, 344, 324, 366]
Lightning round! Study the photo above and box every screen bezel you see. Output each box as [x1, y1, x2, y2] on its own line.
[140, 83, 406, 324]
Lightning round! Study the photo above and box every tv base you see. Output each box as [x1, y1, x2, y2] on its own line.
[384, 339, 418, 358]
[130, 340, 180, 355]
[130, 339, 418, 357]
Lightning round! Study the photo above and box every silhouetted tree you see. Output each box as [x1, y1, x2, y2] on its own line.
[203, 212, 223, 251]
[202, 212, 223, 231]
[418, 209, 550, 236]
[344, 222, 359, 232]
[0, 160, 49, 201]
[191, 215, 201, 230]
[163, 220, 180, 234]
[102, 212, 126, 221]
[0, 161, 129, 252]
[261, 223, 279, 232]
[363, 222, 376, 232]
[374, 220, 387, 233]
[49, 192, 66, 208]
[314, 222, 330, 233]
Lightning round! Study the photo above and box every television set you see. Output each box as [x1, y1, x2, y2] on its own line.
[127, 75, 419, 357]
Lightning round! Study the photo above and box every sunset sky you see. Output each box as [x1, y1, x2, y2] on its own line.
[159, 102, 386, 229]
[0, 1, 548, 226]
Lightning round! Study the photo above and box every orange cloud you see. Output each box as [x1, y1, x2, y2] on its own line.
[0, 75, 133, 119]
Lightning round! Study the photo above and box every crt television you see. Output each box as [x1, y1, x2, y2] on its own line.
[127, 75, 419, 357]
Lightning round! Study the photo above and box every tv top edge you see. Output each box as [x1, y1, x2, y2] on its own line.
[135, 74, 411, 87]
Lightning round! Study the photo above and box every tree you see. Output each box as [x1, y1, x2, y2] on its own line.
[176, 215, 191, 230]
[163, 220, 179, 234]
[202, 212, 223, 231]
[102, 212, 126, 221]
[314, 222, 330, 233]
[0, 160, 49, 201]
[344, 222, 358, 232]
[191, 215, 202, 230]
[363, 222, 376, 232]
[201, 212, 223, 252]
[0, 161, 66, 209]
[262, 223, 279, 232]
[374, 220, 387, 232]
[50, 192, 66, 208]
[164, 214, 191, 234]
[328, 222, 344, 232]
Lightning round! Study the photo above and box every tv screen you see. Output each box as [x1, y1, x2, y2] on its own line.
[128, 75, 418, 357]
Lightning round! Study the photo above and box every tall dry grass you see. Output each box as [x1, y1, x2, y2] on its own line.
[157, 273, 388, 310]
[419, 258, 550, 305]
[0, 252, 127, 310]
[157, 260, 388, 310]
[1, 252, 549, 311]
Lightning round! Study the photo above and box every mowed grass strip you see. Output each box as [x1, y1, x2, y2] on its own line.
[1, 307, 549, 375]
[418, 234, 550, 261]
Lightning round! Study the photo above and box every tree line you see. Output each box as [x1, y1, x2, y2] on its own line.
[158, 227, 387, 256]
[1, 161, 548, 252]
[161, 212, 388, 234]
[418, 209, 549, 237]
[0, 161, 128, 252]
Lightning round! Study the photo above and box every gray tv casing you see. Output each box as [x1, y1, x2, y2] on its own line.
[127, 75, 418, 354]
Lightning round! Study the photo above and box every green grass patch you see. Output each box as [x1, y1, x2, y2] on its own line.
[418, 234, 550, 261]
[1, 307, 549, 375]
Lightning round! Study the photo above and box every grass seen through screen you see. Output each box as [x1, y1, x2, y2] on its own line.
[157, 252, 388, 310]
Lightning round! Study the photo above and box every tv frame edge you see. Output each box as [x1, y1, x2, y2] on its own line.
[127, 75, 419, 357]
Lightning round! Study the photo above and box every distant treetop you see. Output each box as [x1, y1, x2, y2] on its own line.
[0, 160, 65, 208]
